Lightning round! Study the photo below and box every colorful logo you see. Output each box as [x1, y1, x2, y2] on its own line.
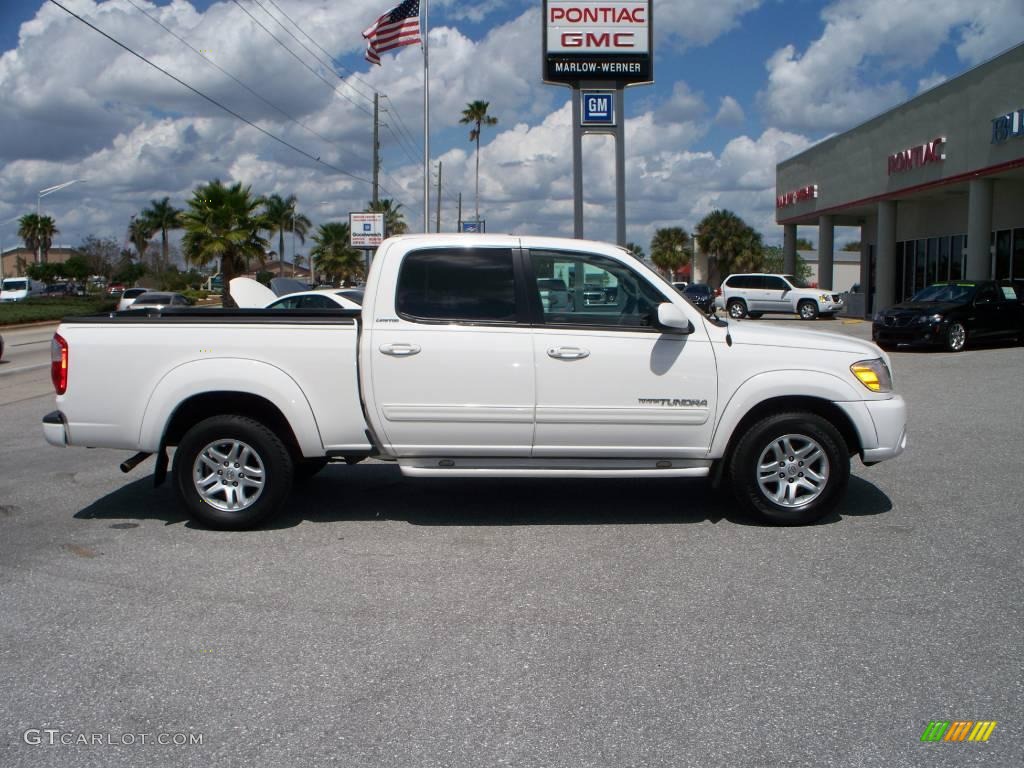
[920, 721, 997, 742]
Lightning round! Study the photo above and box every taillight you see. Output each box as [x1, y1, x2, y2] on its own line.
[51, 333, 68, 395]
[714, 288, 721, 297]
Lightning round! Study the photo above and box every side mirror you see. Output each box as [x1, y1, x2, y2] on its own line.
[657, 302, 694, 334]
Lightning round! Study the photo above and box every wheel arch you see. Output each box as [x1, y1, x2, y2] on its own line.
[138, 359, 323, 457]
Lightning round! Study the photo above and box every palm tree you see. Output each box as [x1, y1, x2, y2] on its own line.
[695, 209, 765, 287]
[18, 213, 59, 264]
[128, 216, 155, 263]
[625, 242, 646, 261]
[311, 222, 363, 285]
[367, 198, 408, 236]
[263, 193, 311, 276]
[459, 100, 498, 222]
[181, 180, 269, 307]
[141, 197, 183, 271]
[649, 227, 691, 279]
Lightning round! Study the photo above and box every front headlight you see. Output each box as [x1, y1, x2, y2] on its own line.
[914, 313, 943, 324]
[819, 294, 830, 303]
[872, 311, 886, 323]
[851, 358, 893, 393]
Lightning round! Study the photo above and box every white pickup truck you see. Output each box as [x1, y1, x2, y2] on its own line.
[43, 234, 907, 529]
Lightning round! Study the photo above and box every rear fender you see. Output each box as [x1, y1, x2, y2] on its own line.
[138, 358, 322, 454]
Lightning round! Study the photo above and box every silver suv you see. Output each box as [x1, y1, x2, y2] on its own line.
[715, 273, 844, 320]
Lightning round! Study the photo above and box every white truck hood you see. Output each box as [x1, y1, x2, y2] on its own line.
[723, 319, 881, 357]
[229, 277, 277, 308]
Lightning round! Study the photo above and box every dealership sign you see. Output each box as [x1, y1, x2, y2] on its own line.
[887, 137, 945, 175]
[349, 212, 385, 248]
[776, 184, 818, 209]
[991, 109, 1024, 144]
[543, 0, 652, 84]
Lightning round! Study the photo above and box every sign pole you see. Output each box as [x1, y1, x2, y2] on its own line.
[572, 86, 584, 238]
[614, 86, 626, 246]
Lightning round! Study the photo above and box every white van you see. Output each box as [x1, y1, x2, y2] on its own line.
[0, 277, 45, 302]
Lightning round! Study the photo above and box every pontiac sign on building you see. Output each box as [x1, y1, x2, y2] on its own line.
[543, 0, 652, 85]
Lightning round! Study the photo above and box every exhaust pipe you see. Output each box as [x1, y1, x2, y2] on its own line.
[120, 452, 152, 473]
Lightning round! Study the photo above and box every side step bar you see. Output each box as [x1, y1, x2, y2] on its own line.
[398, 458, 712, 479]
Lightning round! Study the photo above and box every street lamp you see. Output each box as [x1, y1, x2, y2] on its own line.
[37, 178, 87, 264]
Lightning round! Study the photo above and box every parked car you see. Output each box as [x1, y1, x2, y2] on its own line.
[116, 288, 149, 311]
[123, 292, 193, 311]
[681, 283, 716, 315]
[715, 273, 844, 320]
[42, 283, 75, 298]
[107, 282, 126, 297]
[672, 281, 688, 292]
[1, 277, 45, 302]
[872, 280, 1024, 352]
[45, 233, 906, 530]
[229, 277, 362, 310]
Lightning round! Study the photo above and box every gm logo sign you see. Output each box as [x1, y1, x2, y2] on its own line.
[581, 91, 614, 126]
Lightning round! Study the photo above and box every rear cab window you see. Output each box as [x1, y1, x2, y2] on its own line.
[396, 248, 520, 323]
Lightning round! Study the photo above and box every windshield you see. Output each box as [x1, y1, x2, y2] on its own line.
[336, 289, 364, 305]
[784, 275, 810, 289]
[2, 279, 28, 291]
[911, 283, 976, 303]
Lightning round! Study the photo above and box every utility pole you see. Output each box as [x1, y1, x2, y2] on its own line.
[372, 92, 380, 206]
[435, 162, 442, 233]
[457, 192, 462, 231]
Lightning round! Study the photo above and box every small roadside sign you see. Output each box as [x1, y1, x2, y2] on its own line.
[581, 91, 614, 126]
[460, 220, 485, 233]
[349, 212, 385, 247]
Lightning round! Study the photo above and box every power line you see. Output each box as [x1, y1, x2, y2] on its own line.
[123, 0, 371, 169]
[47, 0, 380, 190]
[258, 0, 378, 103]
[230, 0, 373, 117]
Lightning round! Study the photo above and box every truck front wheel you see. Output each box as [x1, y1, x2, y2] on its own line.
[729, 412, 849, 525]
[174, 415, 294, 530]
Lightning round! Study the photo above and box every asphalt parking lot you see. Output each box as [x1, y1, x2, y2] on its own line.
[1, 317, 1021, 768]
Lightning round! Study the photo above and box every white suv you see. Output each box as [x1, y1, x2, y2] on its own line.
[715, 273, 844, 320]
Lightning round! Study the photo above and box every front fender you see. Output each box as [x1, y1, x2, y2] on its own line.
[709, 369, 873, 458]
[138, 358, 323, 455]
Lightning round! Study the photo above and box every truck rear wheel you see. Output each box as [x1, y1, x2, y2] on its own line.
[727, 299, 747, 319]
[729, 411, 849, 525]
[174, 415, 294, 530]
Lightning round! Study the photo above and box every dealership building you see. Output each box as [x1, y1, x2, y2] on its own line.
[775, 42, 1024, 316]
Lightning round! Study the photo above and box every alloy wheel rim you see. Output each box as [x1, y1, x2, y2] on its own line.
[800, 304, 815, 319]
[949, 324, 965, 350]
[756, 433, 830, 508]
[192, 439, 266, 512]
[729, 303, 744, 318]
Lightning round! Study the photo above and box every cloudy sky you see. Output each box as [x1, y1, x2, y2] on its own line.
[1, 0, 1022, 260]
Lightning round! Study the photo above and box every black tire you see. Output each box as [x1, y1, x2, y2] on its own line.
[174, 415, 294, 530]
[295, 458, 330, 481]
[727, 299, 747, 319]
[945, 321, 967, 352]
[729, 411, 849, 525]
[747, 312, 763, 319]
[798, 300, 819, 320]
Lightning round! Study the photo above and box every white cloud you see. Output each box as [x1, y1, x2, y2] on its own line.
[916, 73, 947, 93]
[714, 95, 745, 125]
[758, 0, 1024, 133]
[658, 0, 762, 49]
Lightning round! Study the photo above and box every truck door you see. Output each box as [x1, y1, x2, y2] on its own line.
[366, 244, 535, 457]
[527, 248, 718, 458]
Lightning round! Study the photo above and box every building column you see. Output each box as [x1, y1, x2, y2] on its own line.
[875, 201, 897, 313]
[966, 178, 993, 279]
[783, 223, 797, 275]
[817, 214, 834, 290]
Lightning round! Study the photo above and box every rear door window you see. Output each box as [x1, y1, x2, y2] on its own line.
[396, 248, 518, 323]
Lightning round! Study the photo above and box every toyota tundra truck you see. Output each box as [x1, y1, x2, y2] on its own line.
[43, 234, 907, 529]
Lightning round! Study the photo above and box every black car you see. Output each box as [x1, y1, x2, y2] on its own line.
[872, 280, 1023, 352]
[680, 282, 715, 315]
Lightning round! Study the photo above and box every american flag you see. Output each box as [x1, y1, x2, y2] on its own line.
[363, 0, 422, 66]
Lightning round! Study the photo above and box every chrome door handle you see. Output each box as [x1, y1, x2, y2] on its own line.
[379, 343, 421, 356]
[547, 346, 590, 360]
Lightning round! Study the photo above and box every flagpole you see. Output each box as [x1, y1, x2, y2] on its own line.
[422, 0, 429, 233]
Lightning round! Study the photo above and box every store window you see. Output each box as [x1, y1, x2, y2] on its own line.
[1013, 229, 1024, 280]
[995, 230, 1012, 279]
